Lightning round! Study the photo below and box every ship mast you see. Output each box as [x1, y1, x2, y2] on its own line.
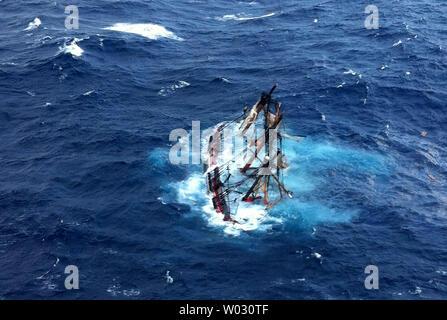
[205, 84, 297, 223]
[241, 84, 281, 203]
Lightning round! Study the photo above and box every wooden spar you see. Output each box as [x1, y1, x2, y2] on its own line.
[239, 99, 261, 130]
[241, 136, 265, 173]
[280, 132, 306, 142]
[275, 103, 281, 122]
[263, 84, 278, 161]
[268, 83, 279, 95]
[241, 175, 263, 201]
[240, 101, 264, 136]
[263, 176, 270, 205]
[240, 112, 285, 173]
[244, 129, 257, 158]
[269, 169, 290, 196]
[241, 151, 281, 202]
[240, 84, 279, 136]
[266, 197, 281, 210]
[264, 94, 269, 162]
[265, 157, 286, 210]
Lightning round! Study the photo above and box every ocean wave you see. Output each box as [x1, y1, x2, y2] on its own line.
[24, 17, 41, 31]
[393, 39, 402, 47]
[158, 80, 190, 96]
[216, 12, 275, 21]
[82, 90, 95, 96]
[343, 69, 357, 76]
[238, 1, 259, 5]
[211, 77, 231, 83]
[60, 38, 84, 57]
[103, 23, 183, 41]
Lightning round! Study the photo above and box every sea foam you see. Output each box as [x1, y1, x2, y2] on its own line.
[156, 121, 391, 236]
[104, 23, 183, 41]
[24, 17, 41, 31]
[61, 38, 84, 57]
[175, 173, 281, 236]
[158, 81, 190, 97]
[217, 12, 275, 21]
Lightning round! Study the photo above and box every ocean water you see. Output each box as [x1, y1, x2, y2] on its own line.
[1, 0, 446, 299]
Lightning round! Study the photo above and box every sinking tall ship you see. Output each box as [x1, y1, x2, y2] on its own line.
[202, 84, 303, 224]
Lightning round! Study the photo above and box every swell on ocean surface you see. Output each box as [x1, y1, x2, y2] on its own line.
[103, 23, 183, 41]
[60, 38, 85, 57]
[216, 12, 276, 21]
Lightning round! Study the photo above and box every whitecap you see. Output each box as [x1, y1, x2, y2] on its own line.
[312, 252, 322, 259]
[217, 12, 275, 21]
[165, 270, 174, 284]
[157, 196, 167, 205]
[61, 38, 84, 57]
[24, 17, 41, 31]
[41, 35, 53, 42]
[106, 279, 140, 296]
[239, 1, 259, 5]
[104, 23, 183, 41]
[123, 289, 140, 296]
[1, 62, 17, 66]
[158, 80, 190, 96]
[106, 283, 121, 296]
[36, 257, 59, 280]
[337, 82, 346, 88]
[344, 69, 356, 76]
[392, 40, 402, 47]
[103, 248, 118, 255]
[83, 90, 95, 96]
[409, 286, 422, 295]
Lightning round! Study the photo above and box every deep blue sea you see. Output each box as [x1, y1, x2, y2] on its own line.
[1, 0, 447, 299]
